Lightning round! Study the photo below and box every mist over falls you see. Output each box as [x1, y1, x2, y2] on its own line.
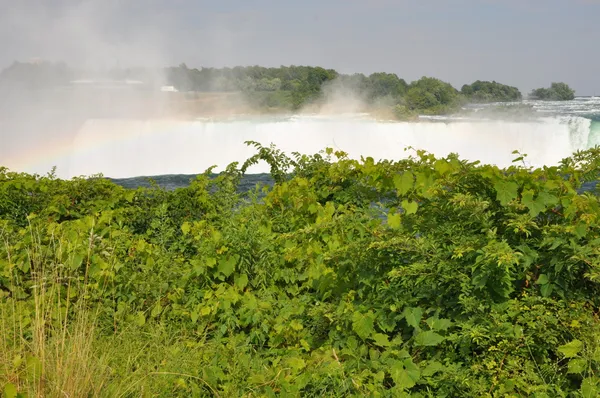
[2, 112, 595, 180]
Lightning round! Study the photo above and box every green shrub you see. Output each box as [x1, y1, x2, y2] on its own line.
[2, 144, 600, 396]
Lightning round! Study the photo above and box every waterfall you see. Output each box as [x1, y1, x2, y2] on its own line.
[5, 115, 593, 179]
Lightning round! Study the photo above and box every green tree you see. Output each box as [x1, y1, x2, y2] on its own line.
[530, 82, 575, 100]
[405, 77, 460, 114]
[461, 80, 522, 102]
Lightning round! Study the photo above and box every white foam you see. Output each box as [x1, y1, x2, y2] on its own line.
[8, 115, 593, 178]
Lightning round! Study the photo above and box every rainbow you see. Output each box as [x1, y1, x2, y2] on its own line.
[3, 116, 593, 179]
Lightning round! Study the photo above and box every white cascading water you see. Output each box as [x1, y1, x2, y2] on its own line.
[6, 115, 593, 179]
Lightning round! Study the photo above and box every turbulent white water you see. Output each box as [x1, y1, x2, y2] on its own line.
[6, 113, 595, 179]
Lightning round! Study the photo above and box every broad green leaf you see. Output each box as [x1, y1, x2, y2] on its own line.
[372, 333, 391, 347]
[286, 357, 306, 371]
[582, 377, 600, 398]
[388, 212, 402, 229]
[402, 307, 423, 330]
[135, 311, 146, 326]
[575, 222, 588, 239]
[537, 191, 559, 207]
[402, 200, 419, 215]
[540, 283, 553, 297]
[352, 311, 375, 340]
[536, 274, 549, 285]
[558, 339, 583, 358]
[3, 383, 17, 398]
[394, 171, 414, 195]
[205, 257, 217, 268]
[425, 317, 452, 331]
[593, 347, 600, 363]
[567, 358, 587, 374]
[434, 159, 451, 175]
[218, 256, 237, 277]
[414, 330, 445, 347]
[522, 189, 545, 217]
[70, 253, 85, 271]
[235, 273, 249, 290]
[390, 359, 421, 390]
[494, 181, 518, 206]
[416, 171, 434, 194]
[422, 361, 444, 377]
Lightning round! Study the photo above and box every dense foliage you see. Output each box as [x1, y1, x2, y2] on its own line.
[2, 144, 600, 396]
[405, 77, 462, 115]
[461, 81, 522, 103]
[530, 83, 576, 101]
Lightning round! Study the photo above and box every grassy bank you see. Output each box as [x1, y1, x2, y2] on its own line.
[2, 144, 600, 397]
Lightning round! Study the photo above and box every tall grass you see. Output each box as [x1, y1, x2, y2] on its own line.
[0, 222, 112, 397]
[0, 222, 222, 397]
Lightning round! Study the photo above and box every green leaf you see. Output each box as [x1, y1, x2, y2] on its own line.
[124, 190, 136, 203]
[402, 307, 423, 330]
[387, 212, 401, 229]
[567, 358, 587, 374]
[372, 333, 391, 347]
[151, 302, 162, 318]
[414, 330, 445, 347]
[286, 357, 306, 371]
[25, 355, 43, 380]
[592, 347, 600, 363]
[575, 222, 588, 239]
[434, 159, 451, 175]
[70, 252, 85, 271]
[390, 359, 421, 390]
[352, 311, 375, 340]
[218, 255, 237, 278]
[135, 311, 146, 326]
[422, 361, 444, 377]
[181, 222, 191, 236]
[582, 377, 600, 398]
[558, 339, 583, 358]
[235, 273, 249, 290]
[190, 310, 199, 324]
[402, 200, 419, 215]
[394, 171, 414, 195]
[3, 383, 17, 398]
[536, 274, 549, 285]
[290, 320, 303, 331]
[494, 181, 518, 206]
[425, 317, 452, 331]
[522, 189, 545, 217]
[540, 283, 553, 297]
[537, 190, 559, 206]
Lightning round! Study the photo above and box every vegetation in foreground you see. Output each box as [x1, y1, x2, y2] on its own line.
[2, 144, 600, 397]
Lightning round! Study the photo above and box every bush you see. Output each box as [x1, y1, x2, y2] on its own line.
[2, 144, 600, 396]
[530, 82, 576, 101]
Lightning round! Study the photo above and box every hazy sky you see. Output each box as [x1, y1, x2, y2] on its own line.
[1, 0, 598, 94]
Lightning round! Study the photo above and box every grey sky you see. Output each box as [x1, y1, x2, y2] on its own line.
[1, 0, 598, 94]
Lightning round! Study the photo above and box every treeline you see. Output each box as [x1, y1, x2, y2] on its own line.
[460, 80, 522, 102]
[164, 64, 512, 116]
[0, 60, 575, 116]
[530, 82, 576, 101]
